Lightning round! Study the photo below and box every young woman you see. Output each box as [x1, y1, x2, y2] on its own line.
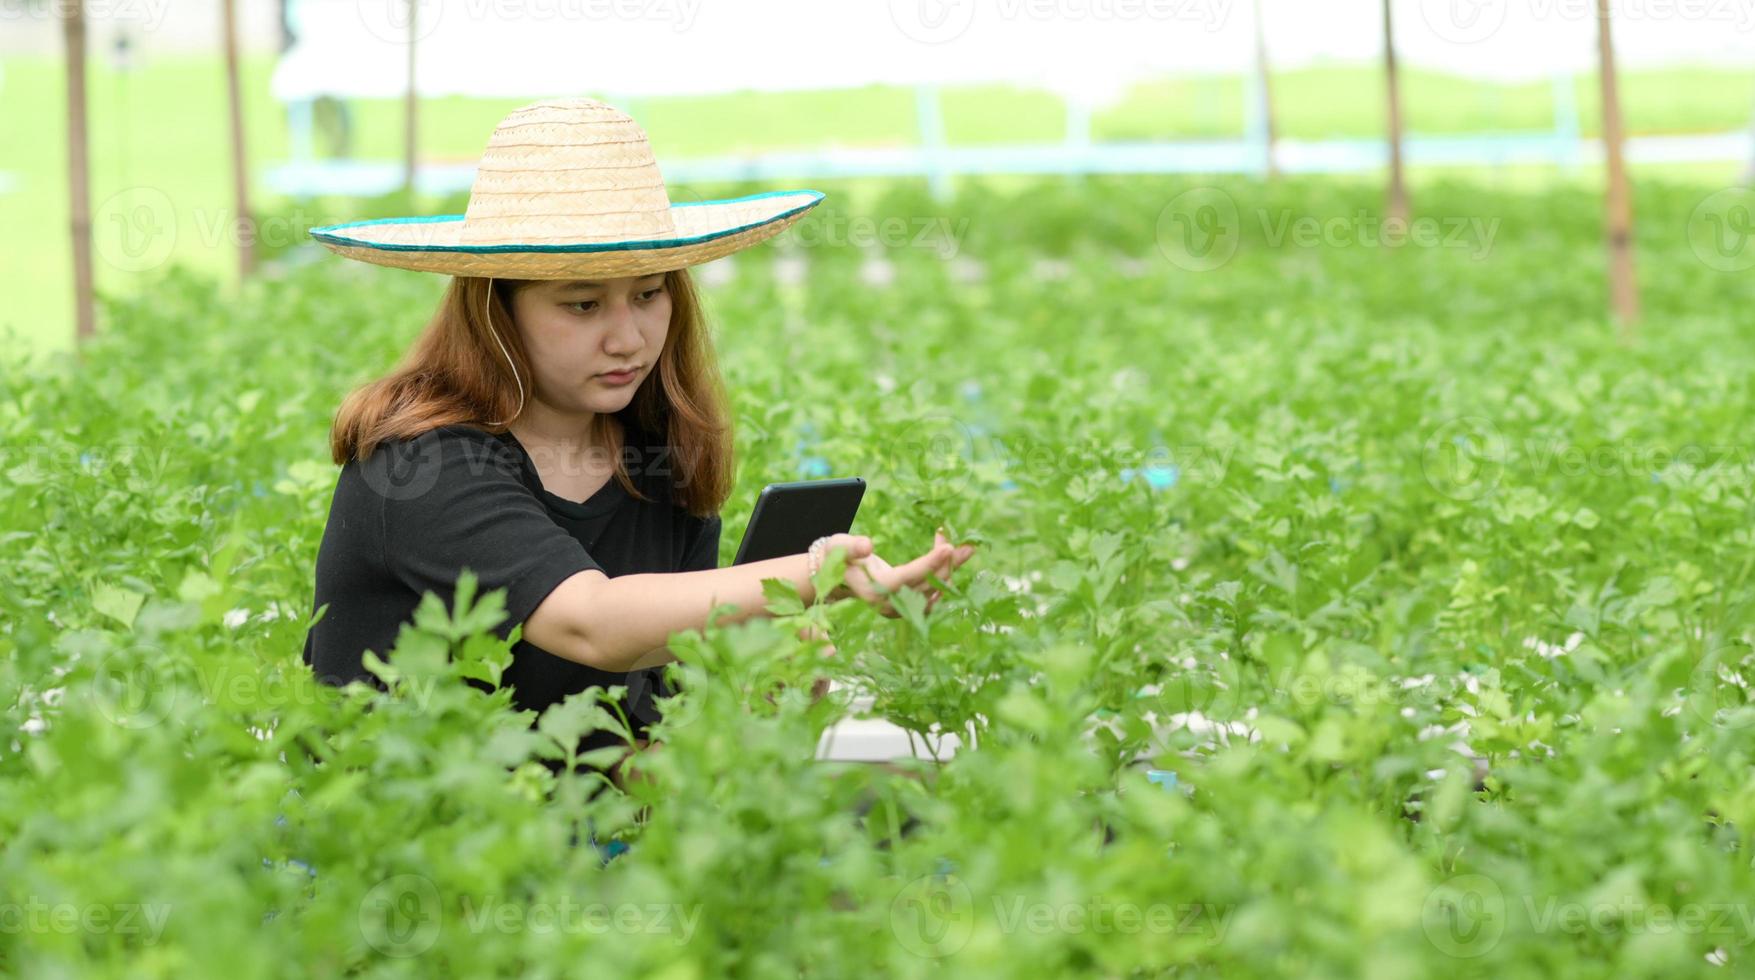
[299, 98, 976, 774]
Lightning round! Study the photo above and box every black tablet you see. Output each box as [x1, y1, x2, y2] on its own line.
[731, 477, 866, 565]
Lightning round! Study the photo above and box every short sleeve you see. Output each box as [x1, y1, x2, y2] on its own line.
[681, 514, 722, 572]
[371, 425, 602, 642]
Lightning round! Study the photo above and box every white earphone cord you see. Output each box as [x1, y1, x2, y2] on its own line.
[485, 276, 526, 427]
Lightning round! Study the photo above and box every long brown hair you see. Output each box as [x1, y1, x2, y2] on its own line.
[328, 268, 734, 517]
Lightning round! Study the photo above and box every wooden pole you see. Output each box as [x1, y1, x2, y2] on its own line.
[1746, 77, 1755, 185]
[1596, 0, 1641, 332]
[64, 0, 95, 345]
[222, 0, 255, 280]
[1252, 0, 1277, 179]
[403, 0, 419, 196]
[1382, 0, 1409, 227]
[1745, 77, 1755, 185]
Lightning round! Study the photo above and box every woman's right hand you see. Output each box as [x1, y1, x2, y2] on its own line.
[815, 530, 977, 617]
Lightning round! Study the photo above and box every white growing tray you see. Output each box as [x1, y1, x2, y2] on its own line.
[814, 684, 968, 763]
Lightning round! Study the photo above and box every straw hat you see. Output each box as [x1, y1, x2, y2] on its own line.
[307, 97, 824, 279]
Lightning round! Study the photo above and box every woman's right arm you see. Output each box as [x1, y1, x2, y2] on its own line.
[524, 552, 816, 672]
[367, 428, 973, 674]
[523, 532, 974, 673]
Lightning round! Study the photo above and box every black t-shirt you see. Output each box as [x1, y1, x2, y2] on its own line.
[301, 420, 721, 764]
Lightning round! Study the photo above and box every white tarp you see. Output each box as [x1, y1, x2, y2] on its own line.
[273, 0, 1192, 105]
[272, 0, 1755, 107]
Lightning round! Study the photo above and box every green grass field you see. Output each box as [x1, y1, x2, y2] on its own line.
[3, 55, 1752, 360]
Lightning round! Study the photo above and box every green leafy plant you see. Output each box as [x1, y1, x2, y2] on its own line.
[4, 174, 1755, 977]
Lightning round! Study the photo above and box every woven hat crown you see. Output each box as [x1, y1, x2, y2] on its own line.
[305, 94, 824, 279]
[458, 97, 675, 247]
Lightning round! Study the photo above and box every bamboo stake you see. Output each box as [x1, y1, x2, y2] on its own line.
[65, 0, 95, 345]
[403, 0, 419, 195]
[1596, 0, 1641, 333]
[1383, 0, 1409, 228]
[1252, 0, 1277, 179]
[222, 0, 255, 280]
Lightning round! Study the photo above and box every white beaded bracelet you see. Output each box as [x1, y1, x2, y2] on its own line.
[806, 536, 830, 579]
